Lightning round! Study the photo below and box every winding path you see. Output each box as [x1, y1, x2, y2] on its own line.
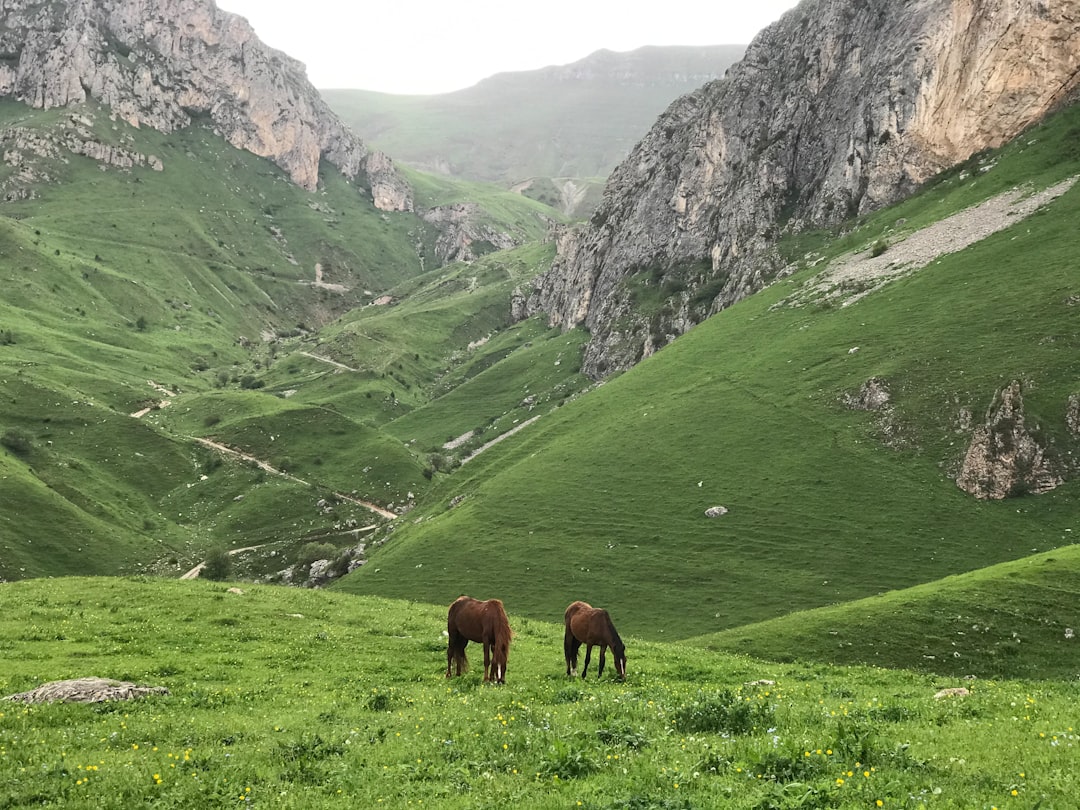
[192, 437, 397, 519]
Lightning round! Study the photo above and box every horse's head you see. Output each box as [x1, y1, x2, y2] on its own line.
[614, 643, 627, 680]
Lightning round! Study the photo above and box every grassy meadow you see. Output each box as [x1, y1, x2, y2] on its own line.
[2, 577, 1079, 809]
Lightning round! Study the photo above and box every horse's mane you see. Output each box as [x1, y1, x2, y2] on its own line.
[603, 611, 625, 654]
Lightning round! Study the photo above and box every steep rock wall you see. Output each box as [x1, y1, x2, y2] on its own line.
[0, 0, 410, 209]
[517, 0, 1080, 377]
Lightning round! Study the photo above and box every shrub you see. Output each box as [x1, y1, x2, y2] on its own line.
[200, 546, 232, 581]
[1, 429, 32, 456]
[297, 542, 337, 567]
[870, 239, 888, 257]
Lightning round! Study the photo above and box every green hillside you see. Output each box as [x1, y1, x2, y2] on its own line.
[0, 99, 566, 580]
[695, 543, 1080, 680]
[2, 577, 1078, 809]
[336, 100, 1080, 647]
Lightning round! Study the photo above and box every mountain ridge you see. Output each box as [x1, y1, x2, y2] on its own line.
[322, 44, 746, 211]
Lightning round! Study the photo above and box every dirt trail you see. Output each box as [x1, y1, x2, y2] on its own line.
[192, 437, 398, 520]
[299, 351, 359, 372]
[130, 380, 176, 418]
[460, 416, 541, 464]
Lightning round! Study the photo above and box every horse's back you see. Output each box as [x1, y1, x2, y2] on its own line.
[564, 600, 592, 624]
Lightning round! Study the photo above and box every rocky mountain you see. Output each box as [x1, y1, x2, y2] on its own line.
[516, 0, 1080, 378]
[0, 0, 410, 210]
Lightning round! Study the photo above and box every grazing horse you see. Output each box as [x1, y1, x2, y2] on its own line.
[446, 596, 513, 683]
[564, 600, 627, 680]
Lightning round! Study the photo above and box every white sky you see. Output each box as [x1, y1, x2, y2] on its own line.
[215, 1, 802, 94]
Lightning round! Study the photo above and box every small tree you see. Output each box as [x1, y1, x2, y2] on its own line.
[200, 546, 232, 581]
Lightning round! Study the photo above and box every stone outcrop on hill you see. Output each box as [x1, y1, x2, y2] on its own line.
[516, 0, 1080, 378]
[956, 381, 1062, 499]
[0, 0, 410, 210]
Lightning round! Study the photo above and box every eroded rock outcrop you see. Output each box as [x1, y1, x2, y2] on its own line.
[517, 0, 1080, 377]
[0, 0, 411, 210]
[956, 381, 1062, 499]
[421, 202, 523, 264]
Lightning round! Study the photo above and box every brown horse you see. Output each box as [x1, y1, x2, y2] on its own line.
[564, 600, 627, 680]
[446, 596, 513, 684]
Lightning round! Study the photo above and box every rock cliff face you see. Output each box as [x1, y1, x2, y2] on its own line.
[516, 0, 1080, 377]
[421, 203, 523, 264]
[0, 0, 410, 210]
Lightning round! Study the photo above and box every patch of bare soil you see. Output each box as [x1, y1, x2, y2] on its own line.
[782, 176, 1078, 308]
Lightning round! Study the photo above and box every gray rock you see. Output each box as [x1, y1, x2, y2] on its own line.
[956, 381, 1062, 499]
[5, 677, 168, 704]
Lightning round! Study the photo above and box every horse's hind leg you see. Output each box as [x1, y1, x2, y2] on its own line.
[564, 630, 581, 677]
[446, 635, 467, 677]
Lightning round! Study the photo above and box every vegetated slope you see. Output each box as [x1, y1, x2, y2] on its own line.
[2, 576, 1079, 808]
[337, 101, 1080, 646]
[0, 101, 565, 580]
[322, 45, 745, 213]
[693, 544, 1080, 680]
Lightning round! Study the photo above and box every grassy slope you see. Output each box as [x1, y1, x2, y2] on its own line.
[693, 543, 1080, 680]
[1, 576, 1078, 809]
[337, 102, 1080, 647]
[0, 100, 566, 578]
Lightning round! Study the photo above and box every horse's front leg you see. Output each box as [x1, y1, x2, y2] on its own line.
[598, 644, 608, 678]
[581, 644, 593, 678]
[482, 641, 492, 682]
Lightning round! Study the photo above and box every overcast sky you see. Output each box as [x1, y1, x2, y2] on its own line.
[215, 0, 802, 94]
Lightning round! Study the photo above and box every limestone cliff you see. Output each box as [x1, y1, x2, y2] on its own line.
[0, 0, 411, 210]
[517, 0, 1080, 377]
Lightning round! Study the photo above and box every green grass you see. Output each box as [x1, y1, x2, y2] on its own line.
[693, 543, 1080, 680]
[2, 577, 1079, 809]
